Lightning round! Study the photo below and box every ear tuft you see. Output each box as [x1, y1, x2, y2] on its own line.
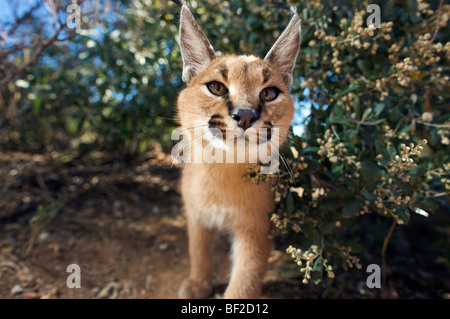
[264, 9, 301, 88]
[178, 4, 216, 83]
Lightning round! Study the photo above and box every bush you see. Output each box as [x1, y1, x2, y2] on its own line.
[248, 0, 450, 285]
[1, 1, 182, 156]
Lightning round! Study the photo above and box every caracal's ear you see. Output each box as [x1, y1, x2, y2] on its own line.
[173, 0, 216, 83]
[264, 8, 301, 88]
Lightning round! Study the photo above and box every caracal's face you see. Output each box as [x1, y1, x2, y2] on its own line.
[174, 2, 300, 166]
[177, 55, 294, 163]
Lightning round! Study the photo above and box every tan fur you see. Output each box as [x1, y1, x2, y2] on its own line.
[177, 55, 294, 299]
[174, 2, 300, 299]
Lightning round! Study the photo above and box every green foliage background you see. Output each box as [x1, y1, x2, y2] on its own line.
[1, 0, 449, 285]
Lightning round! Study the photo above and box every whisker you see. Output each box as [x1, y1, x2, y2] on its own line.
[270, 124, 291, 128]
[178, 109, 214, 117]
[183, 124, 210, 130]
[171, 130, 207, 167]
[148, 108, 219, 122]
[269, 130, 301, 150]
[147, 111, 181, 122]
[279, 153, 295, 185]
[269, 140, 295, 185]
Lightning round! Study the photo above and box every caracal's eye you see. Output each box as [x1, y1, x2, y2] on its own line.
[206, 81, 228, 96]
[260, 87, 279, 102]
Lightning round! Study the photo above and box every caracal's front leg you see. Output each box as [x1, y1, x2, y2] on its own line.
[224, 222, 272, 299]
[178, 216, 215, 299]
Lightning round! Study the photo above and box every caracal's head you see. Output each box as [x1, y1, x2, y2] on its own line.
[173, 1, 301, 166]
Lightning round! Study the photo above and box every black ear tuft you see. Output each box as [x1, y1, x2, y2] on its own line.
[169, 0, 185, 9]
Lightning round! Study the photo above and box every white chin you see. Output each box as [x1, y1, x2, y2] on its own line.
[207, 134, 229, 151]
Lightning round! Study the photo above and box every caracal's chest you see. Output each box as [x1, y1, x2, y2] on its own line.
[181, 163, 274, 228]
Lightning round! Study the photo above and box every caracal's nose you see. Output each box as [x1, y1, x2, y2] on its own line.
[231, 109, 258, 130]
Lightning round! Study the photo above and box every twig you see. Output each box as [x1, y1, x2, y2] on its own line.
[0, 23, 74, 86]
[381, 220, 396, 295]
[426, 191, 450, 198]
[430, 0, 444, 44]
[416, 120, 450, 128]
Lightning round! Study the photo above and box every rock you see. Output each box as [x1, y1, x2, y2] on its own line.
[22, 291, 40, 299]
[11, 284, 23, 295]
[38, 231, 51, 242]
[16, 269, 32, 283]
[97, 281, 119, 299]
[153, 240, 169, 251]
[145, 275, 153, 290]
[40, 287, 59, 299]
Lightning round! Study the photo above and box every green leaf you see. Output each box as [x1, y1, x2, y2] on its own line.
[394, 118, 405, 132]
[357, 59, 366, 73]
[304, 226, 321, 245]
[304, 160, 320, 173]
[417, 199, 439, 212]
[373, 103, 385, 117]
[334, 103, 345, 118]
[375, 158, 389, 166]
[434, 150, 445, 167]
[76, 114, 86, 132]
[331, 163, 345, 175]
[344, 128, 359, 140]
[360, 161, 378, 192]
[339, 85, 360, 97]
[312, 256, 324, 272]
[32, 98, 41, 115]
[361, 188, 377, 201]
[331, 116, 348, 125]
[360, 108, 372, 123]
[311, 269, 323, 285]
[353, 96, 360, 118]
[327, 187, 353, 199]
[409, 165, 427, 176]
[399, 125, 412, 133]
[349, 241, 363, 254]
[408, 0, 419, 23]
[343, 201, 362, 217]
[375, 140, 389, 159]
[303, 147, 319, 154]
[397, 207, 410, 225]
[362, 118, 386, 126]
[286, 193, 294, 216]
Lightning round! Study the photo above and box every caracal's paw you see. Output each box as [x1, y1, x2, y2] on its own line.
[178, 278, 212, 299]
[224, 282, 261, 299]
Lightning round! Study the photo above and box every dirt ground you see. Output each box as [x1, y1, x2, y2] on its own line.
[1, 149, 449, 299]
